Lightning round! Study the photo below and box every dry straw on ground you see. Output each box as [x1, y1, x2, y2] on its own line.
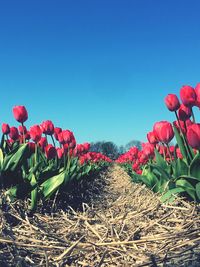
[0, 164, 200, 266]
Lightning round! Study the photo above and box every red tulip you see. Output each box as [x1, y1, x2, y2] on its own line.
[57, 148, 64, 159]
[18, 125, 27, 135]
[38, 137, 47, 151]
[180, 85, 196, 107]
[29, 125, 42, 143]
[45, 144, 57, 159]
[54, 127, 62, 140]
[186, 123, 200, 149]
[9, 127, 19, 141]
[195, 83, 200, 108]
[165, 94, 180, 111]
[41, 120, 54, 135]
[13, 105, 28, 123]
[28, 142, 36, 154]
[173, 119, 193, 134]
[147, 131, 158, 144]
[2, 123, 10, 134]
[153, 121, 174, 144]
[178, 104, 192, 121]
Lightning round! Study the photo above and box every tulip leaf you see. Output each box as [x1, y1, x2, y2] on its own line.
[189, 153, 200, 180]
[160, 187, 186, 203]
[173, 125, 188, 164]
[41, 171, 65, 199]
[3, 144, 28, 172]
[30, 174, 38, 211]
[154, 149, 168, 169]
[196, 182, 200, 200]
[176, 179, 196, 201]
[0, 148, 3, 166]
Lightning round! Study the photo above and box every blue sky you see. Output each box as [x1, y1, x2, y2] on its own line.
[1, 0, 200, 146]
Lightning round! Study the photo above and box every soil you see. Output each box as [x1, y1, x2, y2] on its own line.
[0, 164, 200, 266]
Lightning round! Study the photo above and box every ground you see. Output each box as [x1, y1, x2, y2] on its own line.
[0, 164, 200, 266]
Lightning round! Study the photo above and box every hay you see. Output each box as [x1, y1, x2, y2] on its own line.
[0, 164, 200, 266]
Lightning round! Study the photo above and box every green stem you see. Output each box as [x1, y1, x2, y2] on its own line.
[51, 135, 56, 147]
[175, 111, 193, 162]
[166, 143, 173, 162]
[21, 122, 25, 144]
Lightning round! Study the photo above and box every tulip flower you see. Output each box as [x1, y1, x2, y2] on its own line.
[41, 120, 54, 135]
[18, 125, 27, 135]
[180, 85, 196, 107]
[9, 127, 19, 141]
[178, 104, 192, 121]
[147, 131, 158, 144]
[38, 137, 48, 151]
[30, 125, 42, 143]
[13, 105, 28, 123]
[2, 123, 10, 134]
[186, 123, 200, 150]
[54, 127, 62, 140]
[195, 83, 200, 108]
[165, 94, 180, 111]
[45, 144, 57, 160]
[153, 121, 174, 144]
[57, 147, 64, 159]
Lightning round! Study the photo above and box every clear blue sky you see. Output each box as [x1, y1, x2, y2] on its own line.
[1, 0, 200, 146]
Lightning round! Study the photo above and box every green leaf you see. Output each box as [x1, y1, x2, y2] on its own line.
[173, 125, 188, 163]
[160, 187, 186, 203]
[172, 158, 188, 179]
[176, 179, 196, 200]
[30, 174, 38, 211]
[3, 144, 28, 172]
[154, 149, 168, 169]
[0, 148, 3, 166]
[196, 182, 200, 200]
[41, 171, 65, 199]
[189, 153, 200, 180]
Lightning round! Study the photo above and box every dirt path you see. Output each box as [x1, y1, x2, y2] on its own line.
[0, 164, 200, 266]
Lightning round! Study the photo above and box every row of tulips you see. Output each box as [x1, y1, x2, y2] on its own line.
[116, 84, 200, 202]
[0, 106, 112, 211]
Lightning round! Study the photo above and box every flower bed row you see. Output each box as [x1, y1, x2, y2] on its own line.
[116, 84, 200, 202]
[0, 106, 112, 211]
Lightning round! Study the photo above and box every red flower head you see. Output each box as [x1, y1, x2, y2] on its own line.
[45, 144, 57, 160]
[147, 131, 158, 144]
[178, 104, 192, 121]
[186, 123, 200, 149]
[195, 83, 200, 108]
[38, 137, 48, 151]
[9, 127, 19, 141]
[153, 121, 174, 144]
[54, 127, 62, 140]
[41, 120, 54, 135]
[29, 125, 42, 143]
[28, 142, 36, 154]
[13, 105, 28, 123]
[57, 148, 64, 159]
[180, 85, 196, 107]
[2, 123, 10, 134]
[165, 94, 180, 112]
[18, 125, 27, 135]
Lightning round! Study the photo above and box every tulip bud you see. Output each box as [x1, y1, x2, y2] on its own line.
[2, 123, 10, 134]
[30, 125, 42, 143]
[41, 120, 54, 135]
[45, 144, 57, 160]
[178, 104, 192, 121]
[153, 121, 174, 144]
[195, 83, 200, 108]
[147, 131, 158, 144]
[180, 85, 196, 107]
[13, 105, 28, 123]
[9, 127, 19, 141]
[165, 94, 180, 111]
[186, 123, 200, 149]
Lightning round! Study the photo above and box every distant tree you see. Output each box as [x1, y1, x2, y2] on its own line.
[125, 140, 142, 151]
[90, 141, 119, 160]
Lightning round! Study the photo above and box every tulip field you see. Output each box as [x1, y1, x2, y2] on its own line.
[1, 84, 200, 211]
[116, 84, 200, 203]
[1, 84, 200, 266]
